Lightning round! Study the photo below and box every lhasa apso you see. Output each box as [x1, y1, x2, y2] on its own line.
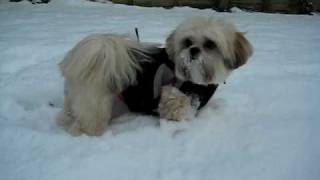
[57, 17, 253, 136]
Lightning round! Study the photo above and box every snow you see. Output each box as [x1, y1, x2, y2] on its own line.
[0, 0, 320, 180]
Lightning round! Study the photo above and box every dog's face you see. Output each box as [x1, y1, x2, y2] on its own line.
[166, 17, 253, 85]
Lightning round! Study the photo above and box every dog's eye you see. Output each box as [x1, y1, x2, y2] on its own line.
[203, 40, 216, 50]
[183, 38, 193, 48]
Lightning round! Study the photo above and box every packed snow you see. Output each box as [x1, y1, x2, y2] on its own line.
[0, 0, 320, 180]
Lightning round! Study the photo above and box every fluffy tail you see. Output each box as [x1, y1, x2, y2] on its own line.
[59, 34, 146, 93]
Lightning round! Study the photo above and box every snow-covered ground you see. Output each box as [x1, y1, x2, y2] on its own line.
[0, 0, 320, 180]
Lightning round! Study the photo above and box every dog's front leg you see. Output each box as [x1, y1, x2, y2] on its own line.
[158, 85, 196, 121]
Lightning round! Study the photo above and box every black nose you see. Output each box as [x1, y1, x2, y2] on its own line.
[190, 47, 200, 59]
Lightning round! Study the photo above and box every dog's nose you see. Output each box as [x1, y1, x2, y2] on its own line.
[190, 47, 200, 59]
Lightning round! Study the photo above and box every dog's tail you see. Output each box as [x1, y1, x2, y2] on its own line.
[59, 34, 148, 93]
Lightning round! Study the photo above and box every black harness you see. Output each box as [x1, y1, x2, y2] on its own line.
[121, 47, 218, 115]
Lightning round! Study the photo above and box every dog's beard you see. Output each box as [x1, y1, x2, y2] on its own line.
[175, 50, 206, 85]
[175, 50, 231, 85]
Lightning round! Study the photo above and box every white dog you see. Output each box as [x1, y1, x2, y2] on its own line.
[57, 17, 253, 136]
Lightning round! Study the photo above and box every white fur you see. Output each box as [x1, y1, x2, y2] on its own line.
[161, 17, 252, 121]
[57, 18, 252, 135]
[159, 86, 195, 121]
[166, 17, 251, 85]
[58, 34, 146, 136]
[59, 34, 143, 93]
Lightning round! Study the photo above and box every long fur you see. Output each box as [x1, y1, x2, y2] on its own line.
[159, 17, 253, 121]
[58, 34, 148, 135]
[59, 34, 145, 93]
[165, 17, 253, 84]
[57, 18, 253, 136]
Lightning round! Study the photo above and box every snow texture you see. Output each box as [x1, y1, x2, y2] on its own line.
[0, 0, 320, 180]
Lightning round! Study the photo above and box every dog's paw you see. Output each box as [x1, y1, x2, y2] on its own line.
[56, 111, 82, 136]
[159, 86, 195, 121]
[79, 120, 107, 136]
[56, 111, 106, 136]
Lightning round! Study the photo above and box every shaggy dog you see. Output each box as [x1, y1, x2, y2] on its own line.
[57, 17, 253, 136]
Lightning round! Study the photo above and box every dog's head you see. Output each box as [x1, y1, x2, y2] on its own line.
[166, 17, 253, 85]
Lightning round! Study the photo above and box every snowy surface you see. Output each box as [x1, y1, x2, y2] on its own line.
[1, 0, 320, 180]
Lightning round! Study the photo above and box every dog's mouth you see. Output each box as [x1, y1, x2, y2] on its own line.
[181, 66, 190, 80]
[175, 65, 188, 82]
[175, 55, 208, 85]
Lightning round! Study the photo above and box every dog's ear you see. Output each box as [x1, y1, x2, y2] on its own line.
[231, 32, 253, 69]
[165, 30, 176, 60]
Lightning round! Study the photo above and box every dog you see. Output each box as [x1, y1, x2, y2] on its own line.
[56, 17, 253, 136]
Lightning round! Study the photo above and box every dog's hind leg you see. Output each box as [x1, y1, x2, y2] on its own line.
[56, 81, 82, 136]
[70, 85, 114, 136]
[57, 34, 145, 136]
[57, 82, 114, 136]
[56, 111, 82, 136]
